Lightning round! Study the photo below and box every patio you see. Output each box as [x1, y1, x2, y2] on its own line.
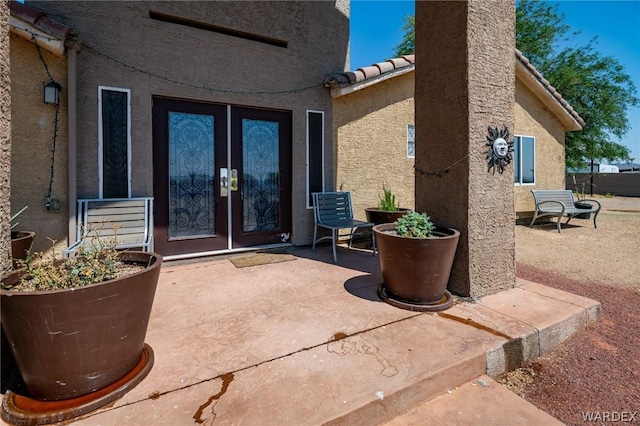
[0, 243, 600, 425]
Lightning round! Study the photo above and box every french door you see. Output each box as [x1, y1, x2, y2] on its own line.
[152, 98, 292, 257]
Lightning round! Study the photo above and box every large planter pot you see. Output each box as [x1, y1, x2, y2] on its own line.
[574, 202, 593, 219]
[373, 223, 459, 311]
[0, 251, 162, 401]
[365, 208, 410, 225]
[10, 231, 35, 269]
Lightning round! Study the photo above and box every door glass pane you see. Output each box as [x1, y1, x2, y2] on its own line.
[168, 112, 215, 239]
[242, 119, 279, 232]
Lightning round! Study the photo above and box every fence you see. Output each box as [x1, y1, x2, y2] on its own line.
[567, 173, 640, 197]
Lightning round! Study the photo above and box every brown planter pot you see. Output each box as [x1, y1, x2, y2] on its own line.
[373, 223, 459, 304]
[365, 208, 410, 225]
[10, 231, 35, 269]
[0, 251, 162, 401]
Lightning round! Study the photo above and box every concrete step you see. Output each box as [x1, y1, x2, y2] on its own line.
[383, 375, 564, 426]
[4, 250, 598, 425]
[65, 276, 599, 425]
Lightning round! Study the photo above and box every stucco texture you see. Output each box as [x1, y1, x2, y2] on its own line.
[1, 1, 11, 271]
[514, 82, 567, 216]
[334, 72, 415, 221]
[416, 1, 516, 297]
[10, 34, 69, 253]
[31, 1, 350, 248]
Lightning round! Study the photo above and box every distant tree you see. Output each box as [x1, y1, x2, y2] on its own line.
[517, 0, 638, 170]
[394, 1, 638, 169]
[393, 15, 414, 57]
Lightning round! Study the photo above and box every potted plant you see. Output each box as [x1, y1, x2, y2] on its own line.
[0, 242, 162, 424]
[365, 185, 410, 225]
[571, 175, 594, 219]
[373, 211, 460, 312]
[9, 206, 35, 269]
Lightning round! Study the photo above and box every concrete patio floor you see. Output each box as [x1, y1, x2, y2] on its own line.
[2, 244, 600, 425]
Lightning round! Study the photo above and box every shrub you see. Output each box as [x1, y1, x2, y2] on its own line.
[378, 185, 399, 212]
[394, 211, 434, 238]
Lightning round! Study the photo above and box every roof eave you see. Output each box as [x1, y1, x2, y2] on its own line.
[10, 15, 67, 57]
[515, 60, 583, 132]
[331, 65, 415, 98]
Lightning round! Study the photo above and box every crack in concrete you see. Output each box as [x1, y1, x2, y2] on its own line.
[193, 372, 234, 424]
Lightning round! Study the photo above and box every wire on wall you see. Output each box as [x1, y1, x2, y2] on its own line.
[33, 36, 60, 210]
[414, 153, 470, 178]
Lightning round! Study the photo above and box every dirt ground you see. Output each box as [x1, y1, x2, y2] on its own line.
[515, 195, 640, 291]
[498, 195, 640, 425]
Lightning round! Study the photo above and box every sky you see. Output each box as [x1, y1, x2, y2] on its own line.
[350, 0, 640, 164]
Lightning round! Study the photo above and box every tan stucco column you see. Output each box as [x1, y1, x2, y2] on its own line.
[415, 1, 516, 297]
[1, 0, 11, 273]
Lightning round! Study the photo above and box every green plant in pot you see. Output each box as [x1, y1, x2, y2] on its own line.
[365, 185, 410, 225]
[0, 239, 162, 425]
[571, 175, 595, 219]
[9, 206, 35, 269]
[373, 211, 460, 312]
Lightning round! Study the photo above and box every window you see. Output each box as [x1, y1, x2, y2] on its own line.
[306, 110, 325, 208]
[514, 135, 535, 185]
[98, 86, 131, 198]
[407, 124, 415, 158]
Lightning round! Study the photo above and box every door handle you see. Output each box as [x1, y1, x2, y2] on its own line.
[220, 168, 228, 197]
[231, 169, 238, 192]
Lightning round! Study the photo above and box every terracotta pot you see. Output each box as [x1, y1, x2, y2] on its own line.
[0, 251, 162, 401]
[373, 223, 459, 303]
[10, 231, 35, 269]
[365, 208, 410, 225]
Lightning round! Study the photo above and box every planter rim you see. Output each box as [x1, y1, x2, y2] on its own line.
[373, 223, 460, 239]
[365, 207, 411, 213]
[1, 251, 162, 296]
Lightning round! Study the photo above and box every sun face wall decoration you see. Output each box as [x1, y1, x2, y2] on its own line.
[485, 125, 514, 174]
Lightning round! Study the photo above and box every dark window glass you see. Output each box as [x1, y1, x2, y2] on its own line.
[308, 112, 324, 206]
[102, 90, 129, 198]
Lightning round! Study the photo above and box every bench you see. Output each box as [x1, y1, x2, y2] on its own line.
[312, 192, 376, 264]
[529, 190, 601, 233]
[63, 197, 154, 257]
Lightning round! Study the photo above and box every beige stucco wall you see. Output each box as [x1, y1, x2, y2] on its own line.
[513, 78, 567, 217]
[10, 33, 69, 254]
[334, 71, 570, 223]
[333, 72, 415, 221]
[32, 1, 349, 248]
[1, 1, 10, 272]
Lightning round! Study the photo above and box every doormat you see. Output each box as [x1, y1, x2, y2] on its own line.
[229, 253, 297, 268]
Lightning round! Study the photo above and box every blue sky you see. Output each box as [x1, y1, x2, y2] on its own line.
[350, 0, 640, 164]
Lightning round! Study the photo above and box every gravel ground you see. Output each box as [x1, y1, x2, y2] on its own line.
[498, 195, 640, 425]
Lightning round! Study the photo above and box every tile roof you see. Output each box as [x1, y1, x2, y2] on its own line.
[9, 1, 75, 41]
[514, 49, 584, 127]
[324, 55, 415, 88]
[325, 50, 584, 130]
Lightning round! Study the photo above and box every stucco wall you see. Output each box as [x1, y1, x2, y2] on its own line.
[32, 1, 350, 247]
[1, 1, 10, 272]
[416, 0, 516, 297]
[333, 72, 415, 221]
[10, 34, 69, 253]
[514, 79, 567, 216]
[334, 71, 569, 225]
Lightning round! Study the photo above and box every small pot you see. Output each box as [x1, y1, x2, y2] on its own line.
[10, 231, 35, 269]
[365, 208, 410, 225]
[574, 202, 593, 219]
